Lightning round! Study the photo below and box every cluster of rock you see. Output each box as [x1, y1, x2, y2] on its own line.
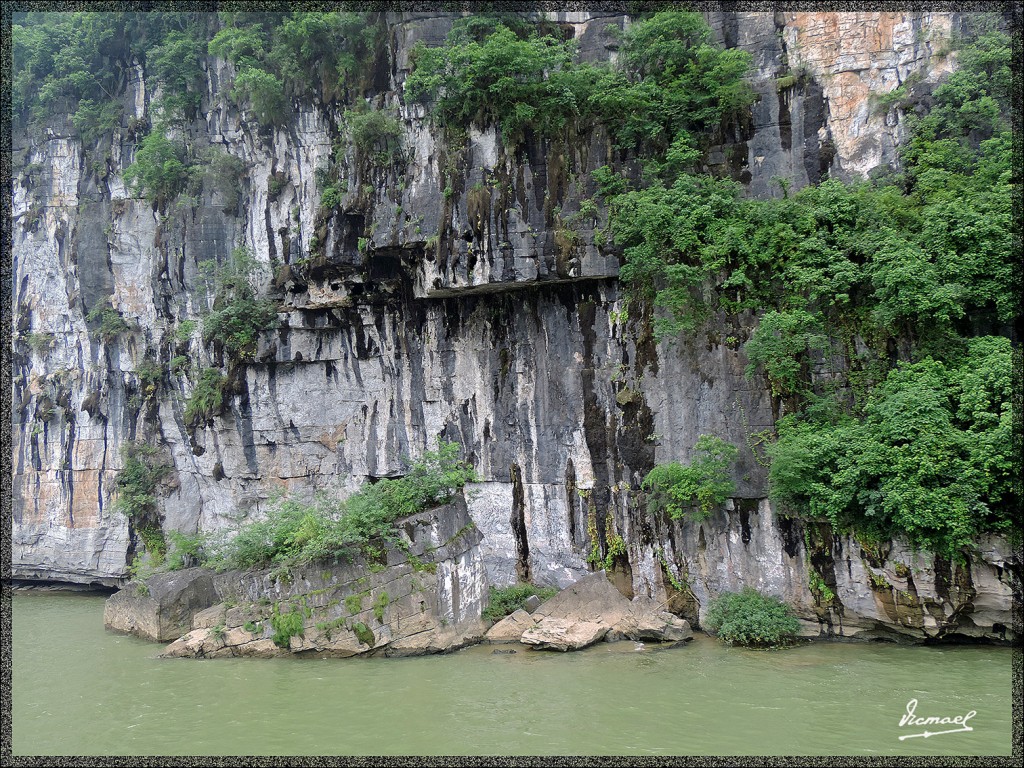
[485, 572, 692, 651]
[103, 498, 693, 659]
[105, 500, 491, 658]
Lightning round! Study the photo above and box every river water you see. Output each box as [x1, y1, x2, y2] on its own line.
[10, 591, 1015, 756]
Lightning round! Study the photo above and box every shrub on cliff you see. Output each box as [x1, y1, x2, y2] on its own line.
[199, 248, 278, 362]
[642, 435, 739, 521]
[184, 368, 229, 426]
[208, 441, 478, 570]
[114, 443, 170, 522]
[123, 131, 200, 207]
[705, 587, 801, 648]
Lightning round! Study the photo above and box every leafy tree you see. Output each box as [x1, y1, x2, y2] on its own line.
[768, 337, 1014, 558]
[744, 310, 829, 402]
[123, 131, 197, 206]
[405, 22, 587, 144]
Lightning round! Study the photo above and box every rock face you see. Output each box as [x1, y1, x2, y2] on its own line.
[107, 497, 489, 657]
[630, 501, 1019, 644]
[12, 11, 1017, 644]
[104, 568, 218, 642]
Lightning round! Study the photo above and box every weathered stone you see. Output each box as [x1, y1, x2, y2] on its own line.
[625, 610, 692, 642]
[485, 609, 536, 643]
[521, 618, 609, 651]
[13, 10, 1015, 651]
[162, 628, 211, 658]
[104, 568, 218, 642]
[193, 603, 227, 629]
[523, 595, 543, 613]
[223, 626, 258, 646]
[236, 639, 283, 658]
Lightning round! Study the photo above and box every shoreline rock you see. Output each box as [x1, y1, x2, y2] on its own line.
[486, 571, 694, 651]
[107, 498, 490, 658]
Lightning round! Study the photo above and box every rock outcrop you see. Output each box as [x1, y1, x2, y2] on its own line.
[104, 567, 218, 642]
[487, 571, 693, 650]
[13, 11, 1017, 645]
[106, 497, 489, 657]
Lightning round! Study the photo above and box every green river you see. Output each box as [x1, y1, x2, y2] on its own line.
[11, 591, 1015, 756]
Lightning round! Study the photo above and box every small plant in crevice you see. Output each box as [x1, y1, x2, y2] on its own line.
[86, 301, 132, 344]
[372, 591, 390, 624]
[352, 621, 375, 647]
[656, 549, 688, 593]
[808, 570, 836, 604]
[270, 605, 305, 648]
[184, 368, 229, 427]
[24, 331, 54, 354]
[135, 360, 163, 401]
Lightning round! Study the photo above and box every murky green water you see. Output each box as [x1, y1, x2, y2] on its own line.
[11, 591, 1014, 756]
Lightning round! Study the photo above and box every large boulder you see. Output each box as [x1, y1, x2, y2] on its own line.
[520, 617, 609, 651]
[508, 572, 693, 649]
[485, 609, 537, 643]
[535, 571, 692, 642]
[104, 568, 219, 641]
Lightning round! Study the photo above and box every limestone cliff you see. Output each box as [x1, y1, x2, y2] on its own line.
[11, 10, 1017, 643]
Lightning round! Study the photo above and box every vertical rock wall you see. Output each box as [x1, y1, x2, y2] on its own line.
[12, 10, 1014, 643]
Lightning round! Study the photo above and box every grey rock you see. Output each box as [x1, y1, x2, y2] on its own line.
[521, 618, 609, 651]
[485, 609, 536, 643]
[104, 568, 218, 642]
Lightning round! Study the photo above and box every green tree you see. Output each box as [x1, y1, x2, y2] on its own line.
[123, 131, 196, 206]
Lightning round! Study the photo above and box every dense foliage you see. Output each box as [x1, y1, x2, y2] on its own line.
[769, 337, 1014, 557]
[208, 11, 382, 125]
[13, 12, 381, 130]
[405, 11, 754, 149]
[12, 12, 210, 136]
[483, 583, 558, 623]
[705, 587, 801, 647]
[641, 435, 739, 521]
[603, 19, 1015, 557]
